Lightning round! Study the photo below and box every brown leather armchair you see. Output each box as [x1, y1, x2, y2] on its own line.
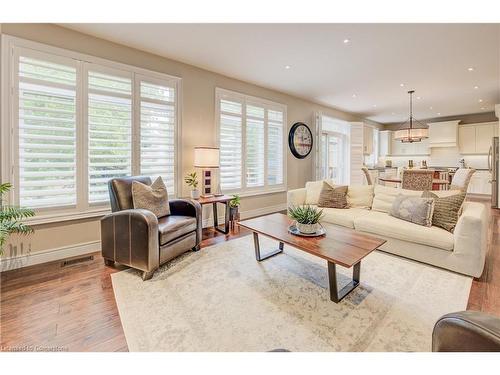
[432, 311, 500, 352]
[100, 176, 202, 280]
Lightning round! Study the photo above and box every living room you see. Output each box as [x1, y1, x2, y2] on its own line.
[1, 1, 500, 373]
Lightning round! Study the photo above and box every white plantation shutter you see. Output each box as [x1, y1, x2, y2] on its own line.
[139, 80, 176, 195]
[219, 99, 243, 190]
[217, 89, 286, 193]
[267, 109, 284, 185]
[349, 122, 364, 185]
[88, 68, 132, 203]
[246, 105, 265, 187]
[16, 53, 78, 208]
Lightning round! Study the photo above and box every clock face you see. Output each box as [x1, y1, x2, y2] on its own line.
[289, 122, 313, 159]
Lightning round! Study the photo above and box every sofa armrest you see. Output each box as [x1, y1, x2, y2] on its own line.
[287, 188, 307, 208]
[432, 311, 500, 351]
[169, 199, 202, 245]
[452, 202, 488, 277]
[100, 209, 159, 272]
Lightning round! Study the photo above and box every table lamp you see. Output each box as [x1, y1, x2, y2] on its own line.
[194, 147, 221, 198]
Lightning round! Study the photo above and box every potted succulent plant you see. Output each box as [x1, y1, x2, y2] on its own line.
[0, 182, 35, 256]
[184, 172, 200, 199]
[229, 194, 241, 221]
[288, 205, 324, 234]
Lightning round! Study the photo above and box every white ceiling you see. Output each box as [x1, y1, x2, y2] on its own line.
[63, 23, 500, 123]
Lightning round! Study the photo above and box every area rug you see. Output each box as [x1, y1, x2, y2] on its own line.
[111, 235, 472, 352]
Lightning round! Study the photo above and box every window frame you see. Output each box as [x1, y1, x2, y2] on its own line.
[1, 35, 182, 225]
[215, 88, 287, 197]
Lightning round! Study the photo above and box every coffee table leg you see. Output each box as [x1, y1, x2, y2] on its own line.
[328, 261, 361, 303]
[253, 232, 284, 261]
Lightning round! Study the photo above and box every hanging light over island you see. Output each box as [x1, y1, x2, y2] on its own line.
[393, 90, 429, 143]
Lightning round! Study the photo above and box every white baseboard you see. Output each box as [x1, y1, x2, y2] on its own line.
[0, 240, 101, 272]
[1, 203, 286, 272]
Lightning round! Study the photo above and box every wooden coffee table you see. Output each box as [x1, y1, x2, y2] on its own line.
[238, 213, 386, 303]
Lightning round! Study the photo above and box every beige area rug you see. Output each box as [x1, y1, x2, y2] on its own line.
[111, 235, 472, 352]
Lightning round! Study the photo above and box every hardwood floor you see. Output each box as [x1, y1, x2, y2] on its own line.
[1, 206, 499, 352]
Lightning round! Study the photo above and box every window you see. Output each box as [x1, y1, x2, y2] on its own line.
[216, 88, 286, 194]
[3, 37, 180, 223]
[17, 54, 78, 208]
[316, 114, 350, 184]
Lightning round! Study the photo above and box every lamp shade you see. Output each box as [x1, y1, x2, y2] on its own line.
[394, 128, 429, 143]
[194, 147, 220, 168]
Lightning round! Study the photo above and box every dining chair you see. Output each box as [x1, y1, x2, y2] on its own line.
[450, 168, 476, 192]
[361, 167, 373, 185]
[401, 169, 434, 191]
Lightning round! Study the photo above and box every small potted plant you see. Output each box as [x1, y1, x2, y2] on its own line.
[1, 182, 35, 256]
[229, 194, 241, 221]
[288, 205, 324, 234]
[184, 172, 200, 199]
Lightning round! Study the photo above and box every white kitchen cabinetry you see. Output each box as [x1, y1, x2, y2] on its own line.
[458, 122, 498, 154]
[467, 170, 492, 195]
[363, 126, 374, 155]
[428, 120, 460, 148]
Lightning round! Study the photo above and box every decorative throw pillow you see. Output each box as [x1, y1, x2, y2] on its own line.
[389, 194, 435, 227]
[422, 190, 466, 232]
[317, 182, 349, 209]
[132, 176, 170, 218]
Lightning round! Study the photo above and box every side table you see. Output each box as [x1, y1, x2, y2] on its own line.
[194, 195, 233, 234]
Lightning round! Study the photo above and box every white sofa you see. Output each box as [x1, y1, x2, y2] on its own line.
[287, 180, 488, 277]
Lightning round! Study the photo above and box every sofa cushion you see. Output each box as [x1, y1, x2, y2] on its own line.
[158, 215, 197, 245]
[354, 211, 454, 251]
[422, 190, 466, 232]
[318, 182, 348, 208]
[389, 194, 435, 227]
[132, 176, 170, 218]
[347, 184, 374, 208]
[320, 207, 372, 229]
[305, 179, 333, 205]
[371, 185, 422, 213]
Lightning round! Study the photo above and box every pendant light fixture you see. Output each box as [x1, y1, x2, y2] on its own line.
[394, 90, 429, 143]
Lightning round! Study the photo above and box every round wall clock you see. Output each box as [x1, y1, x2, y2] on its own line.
[288, 122, 313, 159]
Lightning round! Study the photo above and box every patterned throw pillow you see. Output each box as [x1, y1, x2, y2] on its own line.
[132, 176, 170, 218]
[389, 194, 435, 227]
[317, 182, 349, 209]
[422, 190, 466, 232]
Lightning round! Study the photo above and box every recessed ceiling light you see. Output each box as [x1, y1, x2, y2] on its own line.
[467, 67, 474, 71]
[417, 96, 421, 100]
[352, 94, 357, 98]
[372, 104, 377, 108]
[399, 83, 405, 87]
[343, 39, 351, 44]
[391, 112, 396, 115]
[479, 99, 483, 103]
[437, 112, 441, 115]
[481, 107, 486, 110]
[474, 85, 479, 89]
[284, 65, 291, 70]
[429, 106, 433, 110]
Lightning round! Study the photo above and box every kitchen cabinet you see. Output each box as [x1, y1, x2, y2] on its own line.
[458, 122, 498, 154]
[458, 126, 476, 154]
[363, 126, 374, 155]
[428, 120, 459, 148]
[467, 170, 492, 195]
